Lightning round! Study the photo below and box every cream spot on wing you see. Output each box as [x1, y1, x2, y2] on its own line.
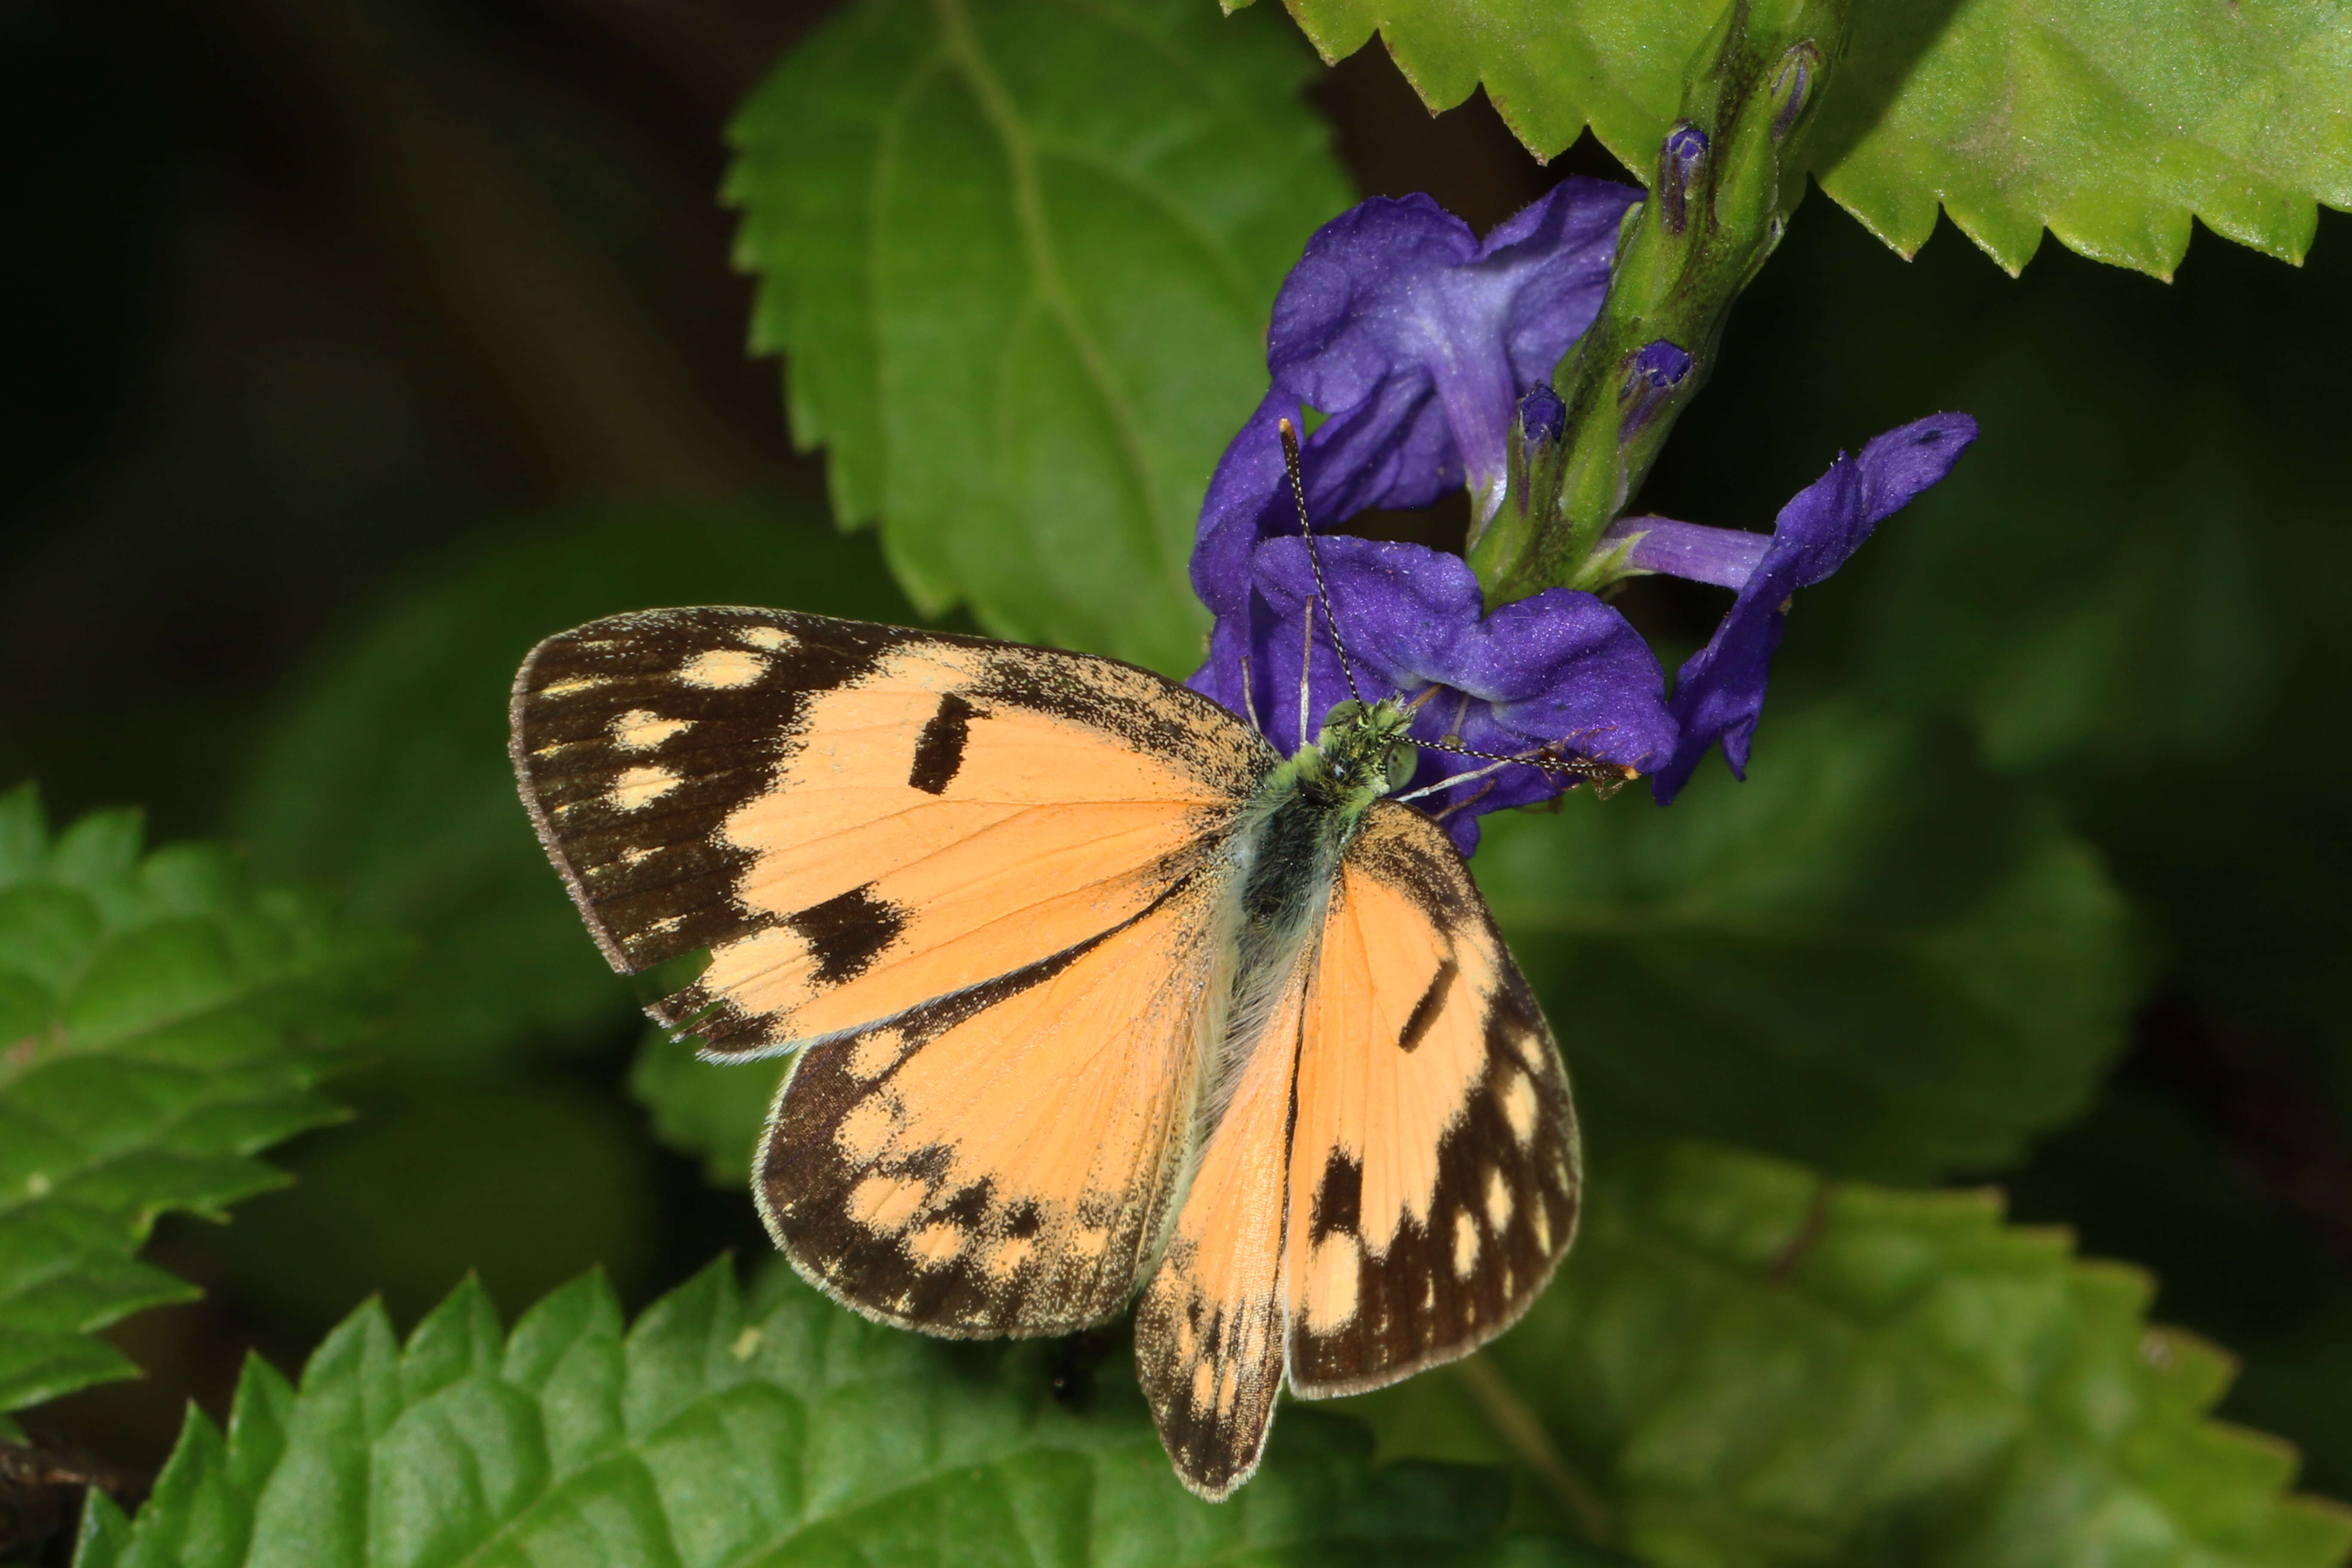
[1304, 1234, 1362, 1333]
[847, 1173, 926, 1232]
[907, 1222, 965, 1268]
[981, 1235, 1035, 1281]
[647, 914, 684, 937]
[699, 926, 819, 1022]
[610, 709, 689, 751]
[1069, 1223, 1111, 1260]
[680, 648, 766, 689]
[739, 626, 795, 651]
[607, 765, 680, 810]
[618, 846, 656, 867]
[834, 1098, 898, 1161]
[1174, 1315, 1196, 1360]
[1532, 1199, 1552, 1255]
[540, 675, 606, 698]
[1216, 1363, 1240, 1417]
[1421, 1276, 1436, 1311]
[846, 1028, 906, 1081]
[1191, 1359, 1214, 1410]
[1453, 1212, 1479, 1279]
[1500, 1068, 1540, 1147]
[1484, 1167, 1514, 1232]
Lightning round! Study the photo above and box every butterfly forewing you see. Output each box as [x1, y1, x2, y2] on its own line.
[1283, 803, 1580, 1396]
[508, 608, 1269, 1054]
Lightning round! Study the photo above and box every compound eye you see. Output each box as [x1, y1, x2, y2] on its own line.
[1323, 699, 1366, 729]
[1383, 741, 1418, 794]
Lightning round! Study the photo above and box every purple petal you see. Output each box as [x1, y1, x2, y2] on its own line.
[1192, 181, 1640, 616]
[1602, 516, 1772, 590]
[1191, 534, 1673, 854]
[1652, 412, 1979, 802]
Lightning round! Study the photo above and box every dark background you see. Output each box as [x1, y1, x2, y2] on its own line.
[8, 0, 2348, 1512]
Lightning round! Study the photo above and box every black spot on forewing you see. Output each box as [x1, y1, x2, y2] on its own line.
[787, 883, 909, 985]
[962, 642, 1272, 795]
[1397, 958, 1458, 1053]
[908, 691, 978, 794]
[1310, 1150, 1361, 1243]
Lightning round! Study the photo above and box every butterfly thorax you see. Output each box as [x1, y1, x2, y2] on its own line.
[1298, 697, 1419, 809]
[1229, 697, 1418, 956]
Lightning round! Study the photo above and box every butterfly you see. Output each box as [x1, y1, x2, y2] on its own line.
[508, 427, 1599, 1500]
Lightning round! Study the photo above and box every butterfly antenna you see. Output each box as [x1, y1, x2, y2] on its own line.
[1280, 418, 1363, 709]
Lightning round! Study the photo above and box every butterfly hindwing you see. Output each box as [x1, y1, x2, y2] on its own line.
[1283, 802, 1580, 1396]
[1132, 950, 1308, 1501]
[509, 608, 1270, 1054]
[762, 867, 1234, 1337]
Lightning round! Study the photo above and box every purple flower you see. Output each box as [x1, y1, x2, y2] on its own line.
[1190, 179, 1642, 623]
[1189, 534, 1674, 854]
[1182, 181, 1977, 854]
[1635, 413, 1980, 802]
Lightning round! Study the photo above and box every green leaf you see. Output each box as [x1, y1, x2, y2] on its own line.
[1262, 0, 2350, 279]
[81, 1260, 1615, 1568]
[230, 500, 922, 1075]
[0, 785, 401, 1415]
[2006, 1082, 2352, 1501]
[1341, 1139, 2352, 1567]
[727, 0, 1353, 674]
[1477, 699, 2145, 1183]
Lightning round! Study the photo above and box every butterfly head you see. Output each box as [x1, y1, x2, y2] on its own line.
[1302, 697, 1421, 807]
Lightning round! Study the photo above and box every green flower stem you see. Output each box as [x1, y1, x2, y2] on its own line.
[1468, 0, 1853, 605]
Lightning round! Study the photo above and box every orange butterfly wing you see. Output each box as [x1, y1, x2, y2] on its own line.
[1135, 800, 1580, 1498]
[509, 608, 1265, 1054]
[511, 608, 1271, 1336]
[1283, 802, 1581, 1395]
[764, 869, 1234, 1336]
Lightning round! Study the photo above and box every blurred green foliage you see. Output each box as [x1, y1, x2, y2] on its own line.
[1479, 704, 2144, 1182]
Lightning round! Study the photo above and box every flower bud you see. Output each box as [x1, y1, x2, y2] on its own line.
[1618, 340, 1694, 441]
[1504, 380, 1571, 532]
[1771, 41, 1822, 141]
[1518, 380, 1567, 447]
[1658, 122, 1710, 236]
